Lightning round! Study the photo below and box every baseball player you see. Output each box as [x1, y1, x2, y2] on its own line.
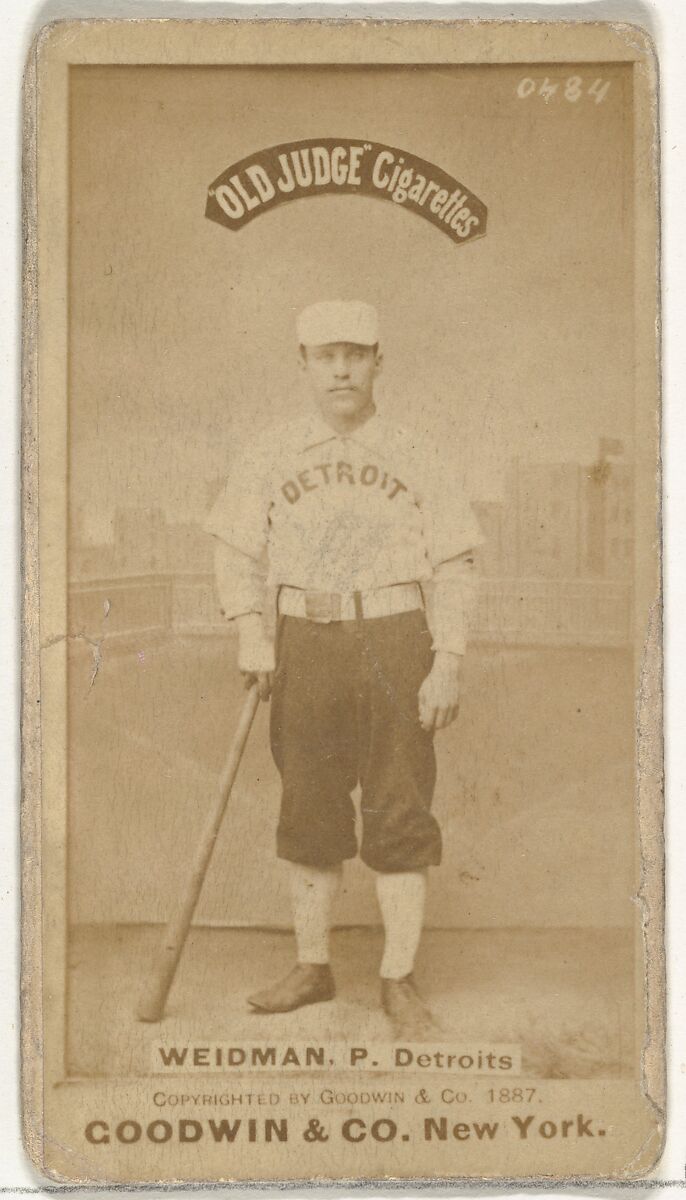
[206, 301, 482, 1038]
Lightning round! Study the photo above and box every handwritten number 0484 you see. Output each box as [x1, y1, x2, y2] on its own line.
[517, 76, 611, 104]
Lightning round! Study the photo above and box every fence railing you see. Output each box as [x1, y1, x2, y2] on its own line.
[68, 572, 632, 649]
[471, 577, 631, 647]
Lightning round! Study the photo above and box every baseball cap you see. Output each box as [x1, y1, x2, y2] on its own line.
[296, 301, 379, 347]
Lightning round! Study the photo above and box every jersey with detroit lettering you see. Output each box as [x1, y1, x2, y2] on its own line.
[206, 409, 482, 600]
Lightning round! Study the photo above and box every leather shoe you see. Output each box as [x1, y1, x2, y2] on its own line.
[247, 963, 335, 1013]
[381, 974, 440, 1040]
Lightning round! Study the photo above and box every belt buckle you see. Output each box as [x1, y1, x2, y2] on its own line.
[304, 591, 340, 623]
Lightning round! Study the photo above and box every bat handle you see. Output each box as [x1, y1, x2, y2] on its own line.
[137, 685, 260, 1023]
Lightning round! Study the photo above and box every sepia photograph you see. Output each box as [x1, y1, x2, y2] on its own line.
[23, 18, 662, 1183]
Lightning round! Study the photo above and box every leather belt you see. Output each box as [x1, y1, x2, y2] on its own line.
[278, 583, 423, 623]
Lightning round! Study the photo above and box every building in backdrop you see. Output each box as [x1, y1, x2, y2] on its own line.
[69, 439, 633, 649]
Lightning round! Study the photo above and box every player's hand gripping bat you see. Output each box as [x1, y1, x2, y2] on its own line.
[137, 684, 261, 1023]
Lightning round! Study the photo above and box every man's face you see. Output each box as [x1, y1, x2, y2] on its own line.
[300, 342, 382, 423]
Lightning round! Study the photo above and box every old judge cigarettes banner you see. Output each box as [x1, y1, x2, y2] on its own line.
[206, 139, 487, 246]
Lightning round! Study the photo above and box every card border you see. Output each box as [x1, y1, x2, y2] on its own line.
[21, 16, 663, 1183]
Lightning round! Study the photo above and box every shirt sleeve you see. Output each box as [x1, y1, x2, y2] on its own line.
[204, 440, 272, 620]
[423, 551, 479, 655]
[417, 443, 484, 567]
[204, 441, 271, 561]
[214, 541, 269, 621]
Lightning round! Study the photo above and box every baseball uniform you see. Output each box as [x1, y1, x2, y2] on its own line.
[206, 405, 483, 872]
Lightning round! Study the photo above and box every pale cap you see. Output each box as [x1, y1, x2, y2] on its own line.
[296, 301, 379, 347]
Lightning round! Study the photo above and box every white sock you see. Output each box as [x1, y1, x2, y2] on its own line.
[289, 863, 342, 965]
[376, 870, 427, 980]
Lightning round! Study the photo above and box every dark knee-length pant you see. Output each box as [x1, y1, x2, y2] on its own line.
[269, 610, 442, 872]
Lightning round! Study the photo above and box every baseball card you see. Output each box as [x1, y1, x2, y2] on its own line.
[22, 16, 663, 1184]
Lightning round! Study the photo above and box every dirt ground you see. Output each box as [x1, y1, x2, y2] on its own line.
[67, 924, 634, 1081]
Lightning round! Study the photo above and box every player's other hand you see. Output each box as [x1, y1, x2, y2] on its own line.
[418, 653, 461, 732]
[242, 670, 274, 701]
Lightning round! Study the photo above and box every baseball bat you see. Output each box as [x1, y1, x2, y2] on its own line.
[137, 683, 261, 1023]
